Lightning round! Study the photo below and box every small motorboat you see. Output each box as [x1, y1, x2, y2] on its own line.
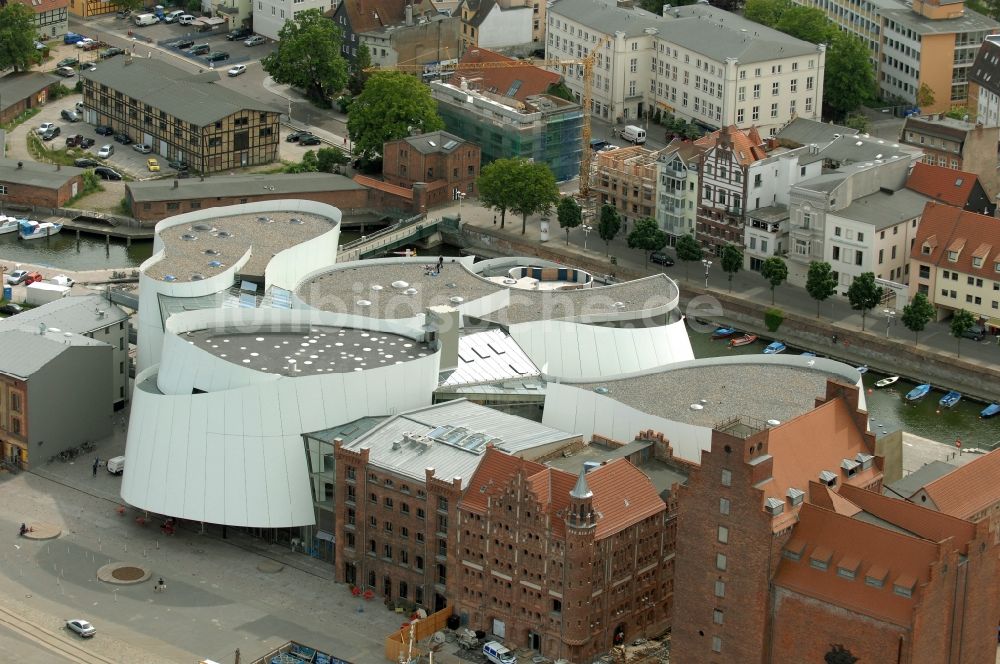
[856, 365, 869, 374]
[763, 341, 786, 354]
[939, 390, 962, 408]
[0, 215, 21, 235]
[18, 219, 62, 240]
[712, 327, 736, 339]
[905, 384, 932, 402]
[980, 403, 1000, 418]
[729, 334, 758, 347]
[875, 376, 899, 388]
[800, 351, 817, 357]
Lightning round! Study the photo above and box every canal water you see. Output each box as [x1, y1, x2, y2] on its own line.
[687, 325, 999, 452]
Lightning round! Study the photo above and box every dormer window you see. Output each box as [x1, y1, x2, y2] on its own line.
[841, 458, 860, 477]
[809, 547, 832, 571]
[855, 453, 874, 470]
[948, 251, 959, 262]
[973, 257, 984, 268]
[922, 244, 931, 255]
[995, 262, 1000, 273]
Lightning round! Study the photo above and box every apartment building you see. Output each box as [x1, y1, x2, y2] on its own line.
[546, 0, 825, 133]
[593, 146, 663, 231]
[969, 35, 1000, 127]
[431, 80, 583, 181]
[900, 114, 1000, 196]
[793, 0, 998, 113]
[80, 58, 280, 174]
[457, 0, 544, 51]
[908, 201, 1000, 325]
[382, 131, 481, 207]
[453, 48, 563, 103]
[255, 0, 333, 41]
[360, 12, 461, 70]
[9, 0, 68, 38]
[655, 140, 705, 244]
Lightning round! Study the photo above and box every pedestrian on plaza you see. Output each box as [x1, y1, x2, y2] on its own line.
[92, 459, 98, 477]
[493, 215, 497, 226]
[437, 256, 444, 272]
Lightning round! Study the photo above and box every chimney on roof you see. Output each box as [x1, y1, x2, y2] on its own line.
[406, 2, 414, 25]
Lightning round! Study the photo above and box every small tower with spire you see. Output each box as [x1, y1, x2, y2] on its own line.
[563, 469, 598, 650]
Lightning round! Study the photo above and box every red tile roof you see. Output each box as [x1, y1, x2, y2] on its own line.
[525, 467, 576, 539]
[839, 483, 975, 545]
[8, 0, 67, 13]
[343, 0, 429, 33]
[695, 125, 767, 166]
[460, 446, 546, 514]
[586, 458, 666, 539]
[905, 162, 981, 208]
[353, 174, 413, 199]
[910, 448, 1000, 521]
[453, 48, 562, 103]
[909, 201, 1000, 281]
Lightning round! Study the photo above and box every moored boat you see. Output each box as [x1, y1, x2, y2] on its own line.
[18, 219, 62, 240]
[856, 365, 869, 374]
[980, 403, 1000, 418]
[729, 333, 758, 347]
[875, 376, 899, 388]
[939, 390, 962, 408]
[763, 341, 786, 354]
[712, 327, 736, 339]
[0, 215, 20, 235]
[905, 384, 931, 402]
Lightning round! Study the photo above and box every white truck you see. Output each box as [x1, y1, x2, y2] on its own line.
[106, 456, 125, 475]
[25, 282, 69, 306]
[133, 13, 159, 26]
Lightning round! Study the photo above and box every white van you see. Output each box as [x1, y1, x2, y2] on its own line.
[178, 14, 197, 25]
[620, 125, 646, 144]
[483, 641, 516, 664]
[134, 13, 159, 26]
[165, 9, 185, 22]
[106, 456, 125, 476]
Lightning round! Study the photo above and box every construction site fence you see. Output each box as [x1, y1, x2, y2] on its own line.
[384, 606, 454, 662]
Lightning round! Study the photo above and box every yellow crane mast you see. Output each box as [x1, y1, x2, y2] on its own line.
[366, 36, 610, 197]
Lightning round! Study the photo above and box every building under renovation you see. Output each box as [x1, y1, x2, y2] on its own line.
[431, 79, 582, 181]
[592, 146, 665, 230]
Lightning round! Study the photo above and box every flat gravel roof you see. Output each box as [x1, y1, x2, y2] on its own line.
[147, 211, 337, 282]
[187, 326, 432, 375]
[297, 262, 677, 324]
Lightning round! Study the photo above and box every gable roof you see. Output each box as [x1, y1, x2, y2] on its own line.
[0, 158, 84, 189]
[342, 0, 428, 32]
[7, 0, 68, 14]
[586, 458, 665, 538]
[905, 162, 982, 208]
[454, 48, 562, 102]
[0, 294, 127, 335]
[909, 201, 1000, 280]
[839, 483, 976, 545]
[461, 446, 546, 514]
[80, 58, 279, 127]
[0, 329, 107, 379]
[910, 448, 1000, 520]
[696, 125, 767, 166]
[0, 72, 59, 110]
[969, 36, 1000, 97]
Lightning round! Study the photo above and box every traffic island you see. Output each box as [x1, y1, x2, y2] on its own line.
[97, 563, 152, 585]
[21, 523, 61, 540]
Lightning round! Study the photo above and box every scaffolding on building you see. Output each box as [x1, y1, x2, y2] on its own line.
[592, 146, 667, 225]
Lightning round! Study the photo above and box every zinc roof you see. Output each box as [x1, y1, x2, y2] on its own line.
[0, 294, 128, 335]
[0, 329, 107, 380]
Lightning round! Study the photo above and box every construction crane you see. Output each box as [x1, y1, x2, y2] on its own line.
[366, 36, 611, 197]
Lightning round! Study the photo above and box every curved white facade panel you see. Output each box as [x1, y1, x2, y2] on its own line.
[509, 318, 694, 381]
[137, 200, 342, 372]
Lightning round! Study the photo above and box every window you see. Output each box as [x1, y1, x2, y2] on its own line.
[712, 636, 722, 653]
[717, 526, 729, 544]
[0, 185, 7, 195]
[919, 265, 930, 278]
[417, 508, 426, 520]
[806, 76, 814, 90]
[714, 580, 725, 597]
[790, 79, 798, 93]
[716, 553, 727, 571]
[629, 57, 637, 73]
[833, 246, 840, 261]
[855, 250, 863, 266]
[752, 106, 759, 121]
[384, 521, 393, 533]
[805, 97, 813, 113]
[753, 84, 760, 99]
[738, 86, 745, 102]
[369, 539, 377, 553]
[713, 609, 724, 624]
[721, 469, 731, 486]
[10, 393, 20, 413]
[878, 249, 883, 264]
[719, 498, 730, 515]
[383, 543, 392, 559]
[770, 103, 778, 118]
[772, 81, 779, 96]
[384, 497, 394, 509]
[737, 108, 745, 124]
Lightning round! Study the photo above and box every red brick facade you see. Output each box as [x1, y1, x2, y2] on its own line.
[0, 167, 83, 209]
[382, 133, 480, 209]
[333, 442, 463, 613]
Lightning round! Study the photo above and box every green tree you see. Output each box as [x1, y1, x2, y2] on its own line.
[844, 113, 871, 133]
[760, 256, 788, 304]
[316, 147, 349, 173]
[824, 32, 875, 120]
[478, 158, 518, 229]
[805, 260, 837, 317]
[556, 196, 582, 245]
[598, 205, 621, 256]
[675, 233, 703, 281]
[900, 292, 935, 345]
[285, 150, 320, 173]
[511, 162, 560, 235]
[545, 81, 575, 102]
[347, 71, 444, 160]
[119, 0, 145, 11]
[261, 9, 348, 105]
[744, 0, 792, 26]
[348, 43, 371, 96]
[0, 3, 41, 73]
[949, 309, 977, 357]
[775, 5, 834, 43]
[627, 217, 668, 268]
[917, 83, 935, 110]
[846, 272, 883, 331]
[720, 244, 743, 292]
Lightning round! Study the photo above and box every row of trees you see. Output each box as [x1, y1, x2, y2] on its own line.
[743, 0, 875, 120]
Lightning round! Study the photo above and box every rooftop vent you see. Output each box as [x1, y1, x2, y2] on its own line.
[404, 287, 418, 295]
[356, 299, 372, 307]
[217, 230, 232, 238]
[290, 218, 304, 225]
[181, 233, 197, 241]
[190, 274, 205, 281]
[192, 223, 213, 232]
[257, 216, 274, 224]
[764, 497, 785, 515]
[786, 487, 805, 506]
[855, 452, 874, 470]
[593, 386, 609, 394]
[818, 470, 837, 487]
[208, 260, 223, 268]
[449, 296, 464, 304]
[841, 458, 860, 476]
[371, 284, 384, 291]
[392, 280, 410, 289]
[164, 275, 177, 282]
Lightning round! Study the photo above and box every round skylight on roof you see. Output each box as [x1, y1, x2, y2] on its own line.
[594, 386, 609, 394]
[767, 419, 781, 426]
[690, 403, 704, 411]
[371, 284, 383, 291]
[449, 296, 464, 304]
[208, 260, 223, 268]
[356, 299, 372, 307]
[392, 280, 409, 289]
[192, 223, 213, 232]
[204, 248, 220, 255]
[404, 288, 418, 295]
[257, 216, 273, 223]
[190, 274, 205, 281]
[217, 230, 232, 238]
[289, 218, 304, 225]
[181, 233, 197, 241]
[164, 275, 177, 282]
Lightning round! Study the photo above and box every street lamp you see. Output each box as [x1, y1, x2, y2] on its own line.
[883, 308, 896, 338]
[456, 192, 466, 220]
[581, 224, 593, 250]
[702, 259, 713, 288]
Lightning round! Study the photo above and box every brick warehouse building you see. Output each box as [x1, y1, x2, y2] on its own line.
[382, 132, 481, 209]
[0, 158, 85, 209]
[452, 446, 677, 662]
[671, 379, 1000, 663]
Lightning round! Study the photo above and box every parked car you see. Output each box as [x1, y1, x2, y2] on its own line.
[94, 166, 122, 180]
[164, 9, 185, 22]
[55, 66, 76, 78]
[167, 160, 189, 171]
[298, 134, 321, 146]
[50, 274, 74, 287]
[95, 125, 114, 136]
[589, 139, 610, 151]
[172, 39, 195, 49]
[961, 325, 986, 341]
[6, 270, 35, 285]
[61, 109, 80, 123]
[598, 144, 621, 152]
[147, 158, 160, 172]
[190, 44, 210, 55]
[75, 38, 95, 49]
[66, 619, 96, 638]
[56, 56, 79, 68]
[74, 157, 100, 168]
[81, 40, 102, 52]
[75, 101, 85, 113]
[100, 47, 125, 59]
[113, 133, 133, 145]
[115, 8, 131, 18]
[178, 14, 196, 25]
[244, 35, 265, 46]
[97, 144, 114, 159]
[79, 136, 95, 148]
[205, 51, 230, 63]
[41, 126, 61, 141]
[80, 62, 97, 71]
[65, 134, 81, 147]
[106, 455, 125, 475]
[227, 64, 246, 77]
[226, 27, 252, 40]
[36, 122, 56, 135]
[133, 143, 152, 154]
[649, 251, 675, 267]
[63, 32, 84, 45]
[0, 303, 23, 316]
[285, 130, 310, 143]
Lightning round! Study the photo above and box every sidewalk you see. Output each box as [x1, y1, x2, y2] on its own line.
[439, 196, 1000, 372]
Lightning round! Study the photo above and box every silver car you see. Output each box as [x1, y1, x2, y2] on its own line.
[244, 35, 265, 46]
[66, 619, 96, 638]
[133, 143, 152, 154]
